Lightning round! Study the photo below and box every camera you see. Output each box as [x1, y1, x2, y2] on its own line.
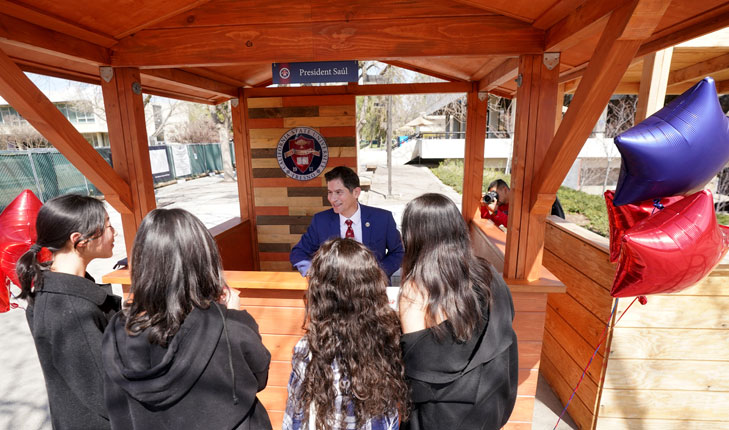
[483, 190, 499, 204]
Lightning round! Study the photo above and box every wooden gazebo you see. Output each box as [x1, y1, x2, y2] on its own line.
[2, 1, 729, 429]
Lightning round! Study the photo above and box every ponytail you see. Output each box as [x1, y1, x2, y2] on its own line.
[16, 244, 47, 305]
[13, 194, 107, 305]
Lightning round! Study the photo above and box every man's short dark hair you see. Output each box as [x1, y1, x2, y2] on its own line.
[488, 179, 509, 190]
[325, 166, 360, 191]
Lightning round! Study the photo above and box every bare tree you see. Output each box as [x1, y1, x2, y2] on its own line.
[169, 104, 219, 143]
[0, 118, 49, 150]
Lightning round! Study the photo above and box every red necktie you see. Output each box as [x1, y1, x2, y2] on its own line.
[345, 219, 355, 239]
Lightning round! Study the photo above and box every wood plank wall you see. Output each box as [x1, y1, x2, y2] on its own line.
[542, 217, 729, 430]
[246, 95, 357, 271]
[597, 267, 729, 429]
[238, 288, 307, 430]
[541, 218, 616, 430]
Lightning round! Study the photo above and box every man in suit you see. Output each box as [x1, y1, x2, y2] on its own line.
[290, 166, 404, 278]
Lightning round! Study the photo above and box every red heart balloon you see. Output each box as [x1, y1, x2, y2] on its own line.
[604, 190, 682, 262]
[611, 190, 729, 298]
[0, 190, 52, 312]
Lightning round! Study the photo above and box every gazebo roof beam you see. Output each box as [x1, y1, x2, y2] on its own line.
[545, 0, 631, 51]
[0, 13, 110, 65]
[667, 52, 729, 86]
[478, 58, 519, 91]
[383, 60, 468, 83]
[110, 16, 544, 68]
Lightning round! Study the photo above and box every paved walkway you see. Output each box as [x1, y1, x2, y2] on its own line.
[0, 148, 576, 429]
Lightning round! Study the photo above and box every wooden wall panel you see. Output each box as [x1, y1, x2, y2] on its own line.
[542, 218, 729, 430]
[246, 94, 357, 271]
[542, 218, 615, 430]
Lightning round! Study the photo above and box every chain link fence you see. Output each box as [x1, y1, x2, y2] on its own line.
[0, 142, 234, 212]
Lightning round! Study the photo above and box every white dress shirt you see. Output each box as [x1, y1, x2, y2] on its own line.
[339, 204, 363, 243]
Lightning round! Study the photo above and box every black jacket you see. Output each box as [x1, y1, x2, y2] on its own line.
[26, 271, 121, 430]
[102, 302, 272, 430]
[401, 267, 518, 430]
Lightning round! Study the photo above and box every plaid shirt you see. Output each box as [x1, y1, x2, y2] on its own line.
[282, 337, 399, 430]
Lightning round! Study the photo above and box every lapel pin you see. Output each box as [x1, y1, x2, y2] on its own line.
[365, 222, 370, 227]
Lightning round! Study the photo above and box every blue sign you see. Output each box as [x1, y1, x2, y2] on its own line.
[277, 127, 329, 181]
[272, 61, 358, 84]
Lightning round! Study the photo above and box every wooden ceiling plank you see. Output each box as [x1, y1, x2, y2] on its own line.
[0, 1, 117, 47]
[0, 13, 110, 65]
[113, 0, 214, 39]
[154, 0, 493, 28]
[478, 58, 519, 91]
[383, 60, 468, 82]
[111, 16, 544, 67]
[0, 46, 132, 213]
[141, 68, 238, 98]
[546, 0, 630, 51]
[447, 0, 534, 22]
[184, 67, 245, 86]
[636, 4, 729, 57]
[531, 0, 671, 212]
[533, 0, 587, 30]
[668, 52, 729, 85]
[245, 82, 470, 97]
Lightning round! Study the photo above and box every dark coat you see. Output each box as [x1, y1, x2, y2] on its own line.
[401, 268, 518, 430]
[102, 303, 272, 430]
[289, 204, 405, 277]
[25, 271, 121, 430]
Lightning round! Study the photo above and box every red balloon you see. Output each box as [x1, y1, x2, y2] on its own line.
[611, 190, 729, 298]
[604, 190, 682, 263]
[0, 190, 52, 312]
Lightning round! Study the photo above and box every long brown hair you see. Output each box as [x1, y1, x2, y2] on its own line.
[401, 193, 492, 342]
[123, 208, 225, 346]
[295, 238, 409, 428]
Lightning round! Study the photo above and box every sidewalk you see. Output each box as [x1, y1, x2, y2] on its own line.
[0, 154, 576, 429]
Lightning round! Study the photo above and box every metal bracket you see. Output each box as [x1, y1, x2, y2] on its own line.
[515, 74, 523, 88]
[478, 92, 487, 101]
[543, 52, 560, 70]
[132, 82, 142, 95]
[99, 67, 113, 83]
[230, 98, 239, 107]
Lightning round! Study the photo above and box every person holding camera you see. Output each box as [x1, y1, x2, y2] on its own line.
[480, 179, 565, 229]
[480, 179, 510, 228]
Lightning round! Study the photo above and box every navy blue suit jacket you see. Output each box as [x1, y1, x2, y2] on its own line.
[290, 204, 404, 277]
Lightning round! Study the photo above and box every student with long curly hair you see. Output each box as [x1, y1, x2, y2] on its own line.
[101, 208, 272, 429]
[16, 194, 120, 430]
[399, 193, 518, 430]
[283, 238, 410, 430]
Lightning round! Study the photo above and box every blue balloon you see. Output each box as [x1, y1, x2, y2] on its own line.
[613, 77, 729, 206]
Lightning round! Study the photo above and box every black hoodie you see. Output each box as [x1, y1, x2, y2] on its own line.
[401, 266, 518, 430]
[102, 303, 272, 430]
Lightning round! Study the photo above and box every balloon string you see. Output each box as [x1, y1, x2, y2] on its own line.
[553, 296, 642, 429]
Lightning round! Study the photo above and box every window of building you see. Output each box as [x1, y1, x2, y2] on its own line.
[0, 106, 26, 126]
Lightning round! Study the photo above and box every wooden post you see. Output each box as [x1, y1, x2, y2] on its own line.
[231, 89, 260, 270]
[504, 53, 560, 281]
[462, 83, 488, 222]
[636, 47, 673, 122]
[100, 67, 156, 258]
